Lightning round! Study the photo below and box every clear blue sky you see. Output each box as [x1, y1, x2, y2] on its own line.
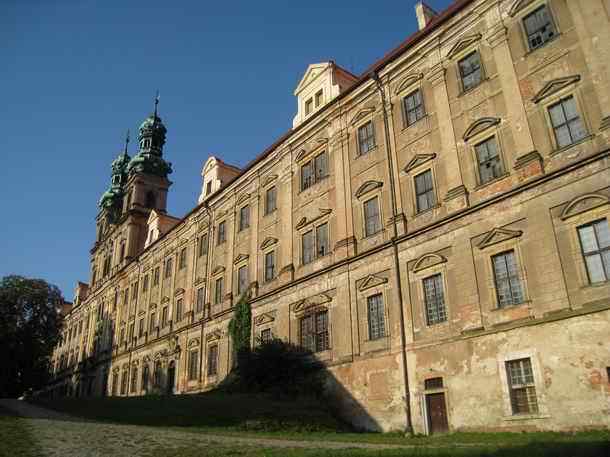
[0, 0, 452, 299]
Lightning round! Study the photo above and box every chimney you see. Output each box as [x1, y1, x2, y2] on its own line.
[415, 2, 438, 31]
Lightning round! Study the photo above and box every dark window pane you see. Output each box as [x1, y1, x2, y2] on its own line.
[423, 274, 447, 325]
[364, 197, 381, 236]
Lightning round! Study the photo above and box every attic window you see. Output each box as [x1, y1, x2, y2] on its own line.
[206, 181, 212, 195]
[315, 90, 323, 108]
[305, 98, 313, 115]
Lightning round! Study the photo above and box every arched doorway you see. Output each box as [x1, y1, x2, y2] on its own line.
[166, 360, 175, 395]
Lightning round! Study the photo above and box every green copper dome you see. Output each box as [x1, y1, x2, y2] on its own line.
[127, 111, 172, 178]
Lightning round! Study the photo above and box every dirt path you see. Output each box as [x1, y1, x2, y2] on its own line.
[0, 399, 418, 456]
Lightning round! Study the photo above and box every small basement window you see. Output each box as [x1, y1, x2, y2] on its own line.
[425, 377, 444, 390]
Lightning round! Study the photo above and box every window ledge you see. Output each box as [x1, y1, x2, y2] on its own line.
[401, 114, 429, 132]
[362, 228, 385, 241]
[355, 145, 378, 159]
[473, 172, 510, 191]
[413, 203, 441, 218]
[523, 33, 561, 58]
[502, 414, 550, 422]
[490, 300, 531, 312]
[298, 175, 330, 195]
[262, 209, 277, 218]
[458, 77, 490, 98]
[550, 134, 594, 156]
[580, 280, 610, 290]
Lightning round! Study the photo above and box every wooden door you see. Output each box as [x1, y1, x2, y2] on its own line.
[426, 392, 449, 434]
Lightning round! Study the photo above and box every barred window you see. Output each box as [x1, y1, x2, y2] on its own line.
[548, 96, 587, 149]
[179, 247, 187, 270]
[260, 328, 272, 344]
[523, 5, 556, 51]
[265, 186, 277, 214]
[403, 89, 426, 126]
[458, 51, 483, 91]
[217, 221, 226, 245]
[196, 287, 205, 313]
[237, 265, 248, 296]
[414, 169, 435, 213]
[175, 298, 183, 322]
[164, 257, 173, 279]
[215, 277, 224, 304]
[357, 121, 376, 155]
[475, 137, 504, 184]
[367, 293, 386, 340]
[188, 349, 199, 381]
[198, 234, 208, 257]
[492, 250, 524, 307]
[300, 310, 329, 353]
[578, 219, 610, 284]
[364, 197, 382, 237]
[239, 205, 250, 231]
[506, 358, 538, 414]
[207, 344, 219, 376]
[423, 273, 447, 325]
[264, 251, 275, 282]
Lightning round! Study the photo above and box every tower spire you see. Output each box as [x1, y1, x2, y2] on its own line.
[154, 90, 160, 117]
[123, 129, 130, 154]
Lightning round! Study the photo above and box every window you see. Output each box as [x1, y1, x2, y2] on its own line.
[161, 305, 169, 327]
[523, 5, 556, 51]
[188, 349, 199, 380]
[357, 121, 376, 155]
[423, 274, 447, 325]
[207, 344, 219, 376]
[302, 230, 315, 265]
[301, 151, 328, 191]
[120, 369, 128, 395]
[548, 96, 587, 149]
[363, 197, 382, 237]
[112, 372, 119, 395]
[131, 282, 138, 301]
[145, 191, 156, 209]
[506, 358, 538, 414]
[424, 377, 444, 389]
[217, 221, 226, 245]
[264, 251, 275, 282]
[475, 137, 504, 184]
[142, 274, 149, 292]
[577, 219, 610, 284]
[265, 186, 277, 215]
[196, 287, 205, 313]
[458, 51, 483, 91]
[239, 205, 250, 231]
[300, 310, 329, 353]
[114, 290, 119, 310]
[367, 293, 386, 340]
[153, 360, 162, 387]
[128, 322, 134, 342]
[142, 364, 150, 391]
[305, 98, 313, 115]
[119, 241, 126, 262]
[164, 257, 173, 279]
[198, 234, 208, 257]
[237, 265, 248, 296]
[149, 312, 156, 333]
[175, 298, 183, 322]
[492, 250, 524, 307]
[179, 247, 187, 270]
[138, 318, 145, 338]
[260, 328, 272, 343]
[414, 170, 436, 212]
[403, 88, 426, 126]
[130, 366, 138, 393]
[120, 327, 125, 344]
[315, 89, 323, 107]
[215, 277, 224, 304]
[316, 223, 329, 257]
[153, 267, 160, 286]
[206, 181, 212, 195]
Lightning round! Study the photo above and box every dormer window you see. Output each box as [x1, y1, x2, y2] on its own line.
[206, 181, 212, 195]
[305, 98, 313, 116]
[315, 90, 323, 108]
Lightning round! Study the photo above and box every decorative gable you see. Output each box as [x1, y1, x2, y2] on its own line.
[211, 265, 225, 276]
[446, 33, 482, 59]
[532, 75, 581, 104]
[260, 237, 278, 250]
[560, 193, 609, 220]
[394, 73, 423, 95]
[357, 274, 388, 292]
[295, 208, 332, 230]
[206, 329, 223, 342]
[463, 117, 501, 141]
[477, 227, 523, 249]
[261, 174, 278, 187]
[293, 293, 332, 314]
[413, 253, 447, 273]
[355, 180, 383, 199]
[233, 253, 249, 265]
[236, 192, 250, 205]
[508, 0, 535, 17]
[254, 313, 275, 326]
[188, 338, 200, 348]
[404, 153, 436, 173]
[350, 107, 375, 126]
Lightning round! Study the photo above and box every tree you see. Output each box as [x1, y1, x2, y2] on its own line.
[0, 275, 63, 397]
[228, 293, 252, 360]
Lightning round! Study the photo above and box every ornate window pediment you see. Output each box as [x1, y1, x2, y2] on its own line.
[211, 265, 225, 276]
[394, 73, 423, 95]
[508, 0, 536, 17]
[560, 193, 609, 220]
[260, 237, 278, 250]
[233, 253, 249, 265]
[236, 192, 250, 205]
[477, 227, 523, 249]
[350, 107, 375, 127]
[174, 288, 185, 296]
[142, 355, 151, 363]
[292, 293, 332, 313]
[206, 329, 223, 342]
[254, 313, 275, 326]
[355, 180, 383, 199]
[404, 153, 436, 173]
[295, 208, 332, 230]
[532, 76, 580, 104]
[463, 117, 501, 141]
[188, 338, 200, 348]
[261, 174, 278, 187]
[413, 253, 447, 273]
[161, 296, 170, 304]
[357, 274, 388, 292]
[446, 33, 482, 59]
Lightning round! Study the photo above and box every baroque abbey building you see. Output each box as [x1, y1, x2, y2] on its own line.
[47, 0, 610, 433]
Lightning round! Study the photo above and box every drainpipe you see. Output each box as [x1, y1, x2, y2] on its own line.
[199, 201, 213, 385]
[370, 70, 413, 435]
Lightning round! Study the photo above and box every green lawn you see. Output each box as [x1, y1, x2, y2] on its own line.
[0, 407, 41, 457]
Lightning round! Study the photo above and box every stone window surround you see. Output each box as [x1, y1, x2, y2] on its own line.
[464, 125, 509, 190]
[455, 48, 485, 95]
[511, 0, 560, 56]
[297, 214, 332, 267]
[352, 111, 378, 159]
[357, 275, 391, 348]
[410, 164, 439, 217]
[410, 256, 451, 331]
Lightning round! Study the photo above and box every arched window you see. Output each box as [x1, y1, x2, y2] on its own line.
[145, 191, 156, 209]
[142, 364, 150, 391]
[153, 360, 162, 387]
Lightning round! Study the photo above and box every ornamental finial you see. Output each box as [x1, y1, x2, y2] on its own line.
[154, 90, 160, 117]
[124, 129, 130, 153]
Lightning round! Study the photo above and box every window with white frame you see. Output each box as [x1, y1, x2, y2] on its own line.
[548, 96, 587, 149]
[367, 293, 386, 340]
[523, 4, 556, 51]
[402, 88, 426, 126]
[423, 273, 447, 325]
[458, 51, 483, 91]
[357, 120, 376, 155]
[475, 137, 504, 184]
[492, 250, 525, 307]
[363, 196, 382, 236]
[577, 219, 610, 284]
[414, 169, 435, 213]
[506, 358, 539, 414]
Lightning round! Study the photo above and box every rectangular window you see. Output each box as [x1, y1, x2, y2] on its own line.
[239, 205, 250, 231]
[206, 181, 212, 195]
[414, 169, 436, 213]
[188, 349, 199, 380]
[175, 298, 183, 322]
[237, 265, 248, 296]
[458, 51, 483, 91]
[142, 274, 149, 292]
[161, 306, 169, 327]
[128, 322, 134, 341]
[153, 267, 160, 286]
[367, 293, 386, 340]
[264, 251, 275, 282]
[577, 219, 610, 284]
[506, 358, 538, 415]
[403, 88, 426, 126]
[196, 287, 205, 313]
[215, 277, 224, 304]
[548, 96, 587, 149]
[131, 282, 138, 301]
[217, 221, 226, 245]
[265, 186, 277, 214]
[423, 273, 447, 325]
[363, 197, 382, 237]
[424, 377, 444, 390]
[305, 98, 313, 115]
[179, 247, 187, 270]
[149, 312, 156, 333]
[138, 318, 144, 338]
[492, 250, 524, 307]
[302, 230, 314, 265]
[207, 344, 218, 376]
[315, 89, 323, 107]
[198, 234, 208, 257]
[260, 328, 272, 344]
[357, 121, 376, 155]
[300, 310, 329, 353]
[301, 151, 329, 191]
[314, 151, 328, 181]
[475, 137, 504, 184]
[164, 257, 173, 279]
[301, 160, 314, 191]
[523, 5, 556, 51]
[316, 223, 329, 257]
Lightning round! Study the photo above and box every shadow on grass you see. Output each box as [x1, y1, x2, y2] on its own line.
[0, 406, 43, 457]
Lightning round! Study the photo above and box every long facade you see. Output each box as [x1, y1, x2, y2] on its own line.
[47, 0, 610, 433]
